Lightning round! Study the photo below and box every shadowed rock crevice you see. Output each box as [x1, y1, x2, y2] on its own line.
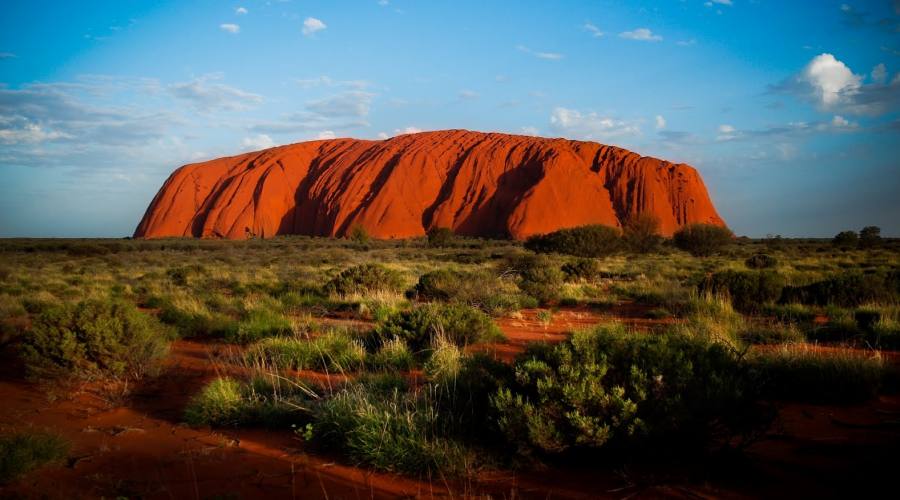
[135, 130, 726, 240]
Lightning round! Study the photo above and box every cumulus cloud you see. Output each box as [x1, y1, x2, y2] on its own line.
[619, 28, 662, 42]
[549, 107, 640, 140]
[394, 126, 422, 135]
[241, 134, 275, 150]
[520, 126, 540, 136]
[516, 45, 563, 60]
[317, 130, 336, 140]
[584, 23, 604, 37]
[655, 115, 666, 130]
[773, 53, 900, 115]
[235, 7, 248, 15]
[716, 124, 738, 141]
[302, 17, 327, 36]
[219, 23, 240, 34]
[168, 75, 262, 112]
[0, 121, 72, 144]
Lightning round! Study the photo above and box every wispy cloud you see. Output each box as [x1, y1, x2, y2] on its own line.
[516, 45, 563, 60]
[584, 23, 604, 38]
[549, 107, 640, 140]
[219, 23, 240, 34]
[458, 90, 479, 100]
[235, 7, 248, 15]
[241, 134, 274, 150]
[168, 74, 262, 112]
[619, 28, 662, 42]
[0, 52, 17, 59]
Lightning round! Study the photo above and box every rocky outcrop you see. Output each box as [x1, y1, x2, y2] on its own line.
[134, 130, 725, 239]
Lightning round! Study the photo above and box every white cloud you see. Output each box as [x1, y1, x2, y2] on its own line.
[676, 39, 696, 46]
[520, 126, 540, 136]
[871, 63, 887, 84]
[317, 130, 336, 140]
[516, 45, 563, 60]
[716, 124, 738, 141]
[619, 28, 662, 42]
[377, 132, 389, 139]
[302, 17, 327, 37]
[394, 126, 422, 135]
[584, 23, 604, 37]
[235, 7, 248, 15]
[831, 115, 857, 128]
[305, 90, 374, 117]
[168, 75, 263, 112]
[458, 90, 479, 100]
[241, 134, 275, 150]
[219, 23, 240, 34]
[655, 115, 666, 129]
[549, 107, 640, 140]
[295, 76, 369, 89]
[0, 122, 72, 144]
[801, 53, 862, 106]
[378, 0, 389, 6]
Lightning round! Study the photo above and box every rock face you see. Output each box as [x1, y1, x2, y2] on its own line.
[134, 130, 725, 240]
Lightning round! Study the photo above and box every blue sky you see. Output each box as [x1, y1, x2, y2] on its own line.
[1, 0, 899, 238]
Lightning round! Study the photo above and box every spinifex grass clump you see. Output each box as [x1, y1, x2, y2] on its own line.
[376, 302, 504, 351]
[492, 325, 768, 456]
[246, 330, 366, 372]
[21, 299, 172, 381]
[0, 431, 69, 483]
[751, 345, 887, 404]
[184, 376, 315, 428]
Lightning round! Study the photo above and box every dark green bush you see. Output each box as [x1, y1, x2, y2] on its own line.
[324, 264, 404, 296]
[699, 270, 785, 313]
[859, 226, 882, 249]
[376, 303, 504, 351]
[673, 224, 734, 257]
[524, 225, 621, 258]
[745, 253, 778, 269]
[753, 348, 885, 404]
[622, 213, 663, 254]
[832, 230, 858, 248]
[20, 300, 172, 380]
[184, 377, 310, 428]
[0, 431, 69, 483]
[492, 327, 766, 456]
[503, 254, 565, 305]
[561, 258, 601, 282]
[410, 269, 530, 315]
[426, 227, 456, 247]
[780, 272, 898, 307]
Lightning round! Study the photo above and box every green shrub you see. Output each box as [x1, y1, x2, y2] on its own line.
[492, 326, 766, 456]
[745, 253, 778, 269]
[307, 385, 470, 475]
[376, 303, 504, 351]
[0, 431, 69, 483]
[780, 272, 898, 307]
[410, 269, 529, 315]
[426, 227, 456, 247]
[21, 300, 171, 380]
[699, 270, 785, 313]
[561, 258, 601, 282]
[247, 331, 366, 372]
[739, 325, 804, 345]
[673, 224, 734, 257]
[154, 298, 235, 338]
[504, 254, 565, 305]
[859, 226, 882, 249]
[324, 264, 404, 296]
[832, 230, 858, 248]
[524, 225, 621, 258]
[369, 337, 414, 371]
[622, 213, 663, 254]
[752, 347, 886, 403]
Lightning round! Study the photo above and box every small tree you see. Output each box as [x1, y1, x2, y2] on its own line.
[623, 213, 663, 253]
[426, 227, 456, 247]
[832, 230, 858, 248]
[348, 225, 370, 245]
[859, 226, 881, 249]
[524, 224, 621, 258]
[672, 223, 733, 257]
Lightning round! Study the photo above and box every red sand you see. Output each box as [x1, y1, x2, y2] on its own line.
[134, 130, 725, 240]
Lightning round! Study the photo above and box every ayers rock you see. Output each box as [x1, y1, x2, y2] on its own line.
[135, 130, 725, 240]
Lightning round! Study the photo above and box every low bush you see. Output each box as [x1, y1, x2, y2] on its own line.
[0, 431, 69, 483]
[503, 254, 565, 305]
[524, 224, 621, 258]
[673, 224, 734, 257]
[492, 326, 768, 456]
[376, 303, 504, 351]
[622, 213, 663, 254]
[561, 258, 602, 282]
[745, 253, 778, 269]
[699, 270, 785, 313]
[832, 230, 858, 248]
[184, 376, 312, 428]
[20, 300, 172, 381]
[752, 346, 886, 404]
[369, 337, 414, 371]
[224, 308, 293, 344]
[779, 271, 899, 307]
[324, 264, 404, 296]
[410, 269, 530, 315]
[426, 227, 457, 247]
